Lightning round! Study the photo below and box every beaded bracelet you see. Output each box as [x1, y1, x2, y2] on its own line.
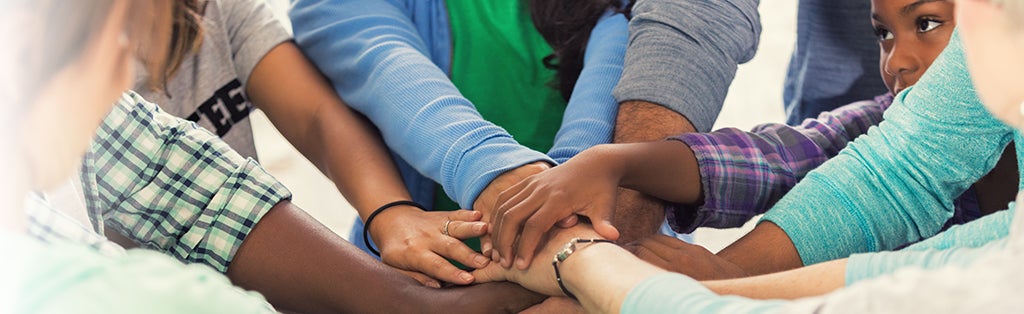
[362, 200, 425, 256]
[551, 238, 614, 300]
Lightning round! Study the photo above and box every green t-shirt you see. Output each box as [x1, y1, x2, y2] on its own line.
[437, 0, 567, 211]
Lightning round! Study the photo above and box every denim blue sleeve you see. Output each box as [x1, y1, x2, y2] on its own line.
[547, 12, 626, 163]
[289, 0, 553, 207]
[612, 0, 761, 132]
[762, 33, 1016, 265]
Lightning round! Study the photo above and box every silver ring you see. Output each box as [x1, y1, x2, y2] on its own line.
[442, 219, 452, 237]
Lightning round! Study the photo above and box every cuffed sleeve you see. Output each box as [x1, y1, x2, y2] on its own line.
[613, 0, 761, 132]
[82, 92, 292, 272]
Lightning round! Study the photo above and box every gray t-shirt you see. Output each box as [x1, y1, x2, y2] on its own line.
[135, 0, 290, 159]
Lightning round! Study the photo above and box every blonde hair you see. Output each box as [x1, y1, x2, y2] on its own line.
[1, 0, 177, 112]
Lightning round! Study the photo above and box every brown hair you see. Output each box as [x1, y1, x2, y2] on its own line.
[153, 0, 207, 91]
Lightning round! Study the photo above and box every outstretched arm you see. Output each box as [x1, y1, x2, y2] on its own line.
[723, 33, 1012, 277]
[227, 200, 544, 313]
[609, 0, 762, 243]
[491, 96, 887, 267]
[289, 0, 553, 210]
[246, 41, 489, 286]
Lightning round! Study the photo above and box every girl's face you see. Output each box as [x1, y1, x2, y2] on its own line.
[958, 0, 1024, 128]
[871, 0, 957, 95]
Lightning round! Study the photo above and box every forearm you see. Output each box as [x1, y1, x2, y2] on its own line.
[246, 42, 412, 217]
[703, 258, 847, 300]
[717, 221, 803, 277]
[564, 243, 667, 313]
[587, 142, 702, 204]
[227, 201, 444, 313]
[547, 12, 626, 163]
[290, 0, 551, 208]
[610, 102, 696, 240]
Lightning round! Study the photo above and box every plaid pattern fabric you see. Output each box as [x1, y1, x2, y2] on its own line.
[664, 94, 911, 233]
[27, 91, 290, 273]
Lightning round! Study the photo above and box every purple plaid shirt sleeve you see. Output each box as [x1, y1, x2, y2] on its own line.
[663, 94, 893, 233]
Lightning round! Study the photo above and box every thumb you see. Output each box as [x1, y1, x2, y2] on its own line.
[592, 215, 620, 241]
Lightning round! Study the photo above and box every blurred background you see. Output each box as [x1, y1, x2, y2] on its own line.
[258, 0, 796, 252]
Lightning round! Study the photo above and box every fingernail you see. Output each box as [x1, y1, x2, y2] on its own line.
[514, 258, 527, 269]
[428, 281, 441, 288]
[475, 255, 490, 267]
[459, 272, 474, 283]
[499, 257, 508, 267]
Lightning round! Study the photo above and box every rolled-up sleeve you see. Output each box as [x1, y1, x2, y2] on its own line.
[613, 0, 761, 132]
[82, 92, 292, 272]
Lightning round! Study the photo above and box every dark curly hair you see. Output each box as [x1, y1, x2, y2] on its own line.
[527, 0, 634, 101]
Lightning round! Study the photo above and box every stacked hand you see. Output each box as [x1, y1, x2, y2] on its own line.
[489, 146, 624, 269]
[369, 206, 491, 287]
[473, 224, 606, 296]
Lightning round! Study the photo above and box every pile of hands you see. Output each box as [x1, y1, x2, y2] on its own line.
[367, 151, 733, 296]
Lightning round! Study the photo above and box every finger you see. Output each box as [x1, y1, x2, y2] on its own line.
[648, 234, 690, 250]
[490, 179, 533, 229]
[445, 221, 488, 239]
[493, 191, 543, 267]
[435, 230, 491, 269]
[554, 215, 579, 228]
[590, 212, 620, 242]
[513, 204, 564, 270]
[628, 242, 673, 270]
[481, 234, 494, 261]
[448, 209, 483, 222]
[414, 251, 476, 285]
[396, 269, 442, 288]
[469, 262, 510, 284]
[637, 235, 683, 262]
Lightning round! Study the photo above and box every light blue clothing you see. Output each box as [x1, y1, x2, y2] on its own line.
[783, 0, 888, 125]
[622, 273, 787, 313]
[6, 233, 275, 313]
[289, 0, 623, 208]
[846, 208, 1014, 285]
[289, 0, 625, 252]
[612, 0, 761, 132]
[762, 32, 1020, 265]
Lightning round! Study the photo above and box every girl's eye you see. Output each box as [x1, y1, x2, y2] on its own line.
[917, 19, 942, 33]
[874, 27, 893, 42]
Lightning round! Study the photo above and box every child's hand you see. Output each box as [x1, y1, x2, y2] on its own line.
[490, 145, 625, 269]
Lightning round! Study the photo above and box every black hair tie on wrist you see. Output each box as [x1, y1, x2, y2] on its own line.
[363, 200, 425, 256]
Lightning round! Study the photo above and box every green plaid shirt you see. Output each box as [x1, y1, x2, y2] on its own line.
[27, 91, 291, 273]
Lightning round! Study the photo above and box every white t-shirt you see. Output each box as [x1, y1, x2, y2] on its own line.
[134, 0, 291, 160]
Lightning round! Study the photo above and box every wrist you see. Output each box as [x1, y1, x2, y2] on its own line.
[551, 237, 614, 299]
[366, 204, 421, 241]
[362, 200, 425, 256]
